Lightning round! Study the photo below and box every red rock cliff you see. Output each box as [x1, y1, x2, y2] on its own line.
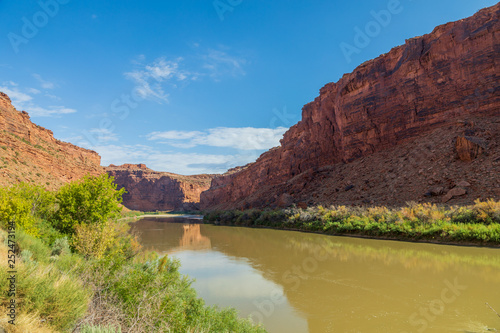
[0, 92, 103, 189]
[201, 4, 500, 210]
[106, 164, 215, 211]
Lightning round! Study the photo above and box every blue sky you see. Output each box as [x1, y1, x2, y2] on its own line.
[0, 0, 496, 175]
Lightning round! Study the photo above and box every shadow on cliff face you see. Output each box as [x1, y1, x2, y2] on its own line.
[200, 4, 500, 211]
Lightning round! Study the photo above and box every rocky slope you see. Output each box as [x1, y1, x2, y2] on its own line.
[0, 92, 103, 190]
[201, 4, 500, 210]
[106, 164, 215, 211]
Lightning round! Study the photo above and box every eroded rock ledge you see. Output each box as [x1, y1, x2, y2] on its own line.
[106, 164, 215, 211]
[0, 92, 103, 189]
[201, 4, 500, 210]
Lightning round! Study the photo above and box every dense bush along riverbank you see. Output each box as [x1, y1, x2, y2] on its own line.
[0, 175, 265, 333]
[204, 200, 500, 246]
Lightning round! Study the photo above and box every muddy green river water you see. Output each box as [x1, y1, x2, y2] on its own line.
[131, 216, 500, 333]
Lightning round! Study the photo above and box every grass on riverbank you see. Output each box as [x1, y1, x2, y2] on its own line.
[0, 176, 265, 333]
[204, 199, 500, 246]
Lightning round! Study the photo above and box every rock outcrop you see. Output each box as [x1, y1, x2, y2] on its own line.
[106, 164, 215, 211]
[0, 92, 103, 189]
[201, 4, 500, 210]
[455, 136, 486, 161]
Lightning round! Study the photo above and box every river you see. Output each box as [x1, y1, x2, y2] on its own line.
[131, 216, 500, 333]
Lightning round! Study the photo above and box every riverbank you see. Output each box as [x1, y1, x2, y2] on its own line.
[0, 176, 264, 333]
[116, 209, 205, 222]
[203, 200, 500, 247]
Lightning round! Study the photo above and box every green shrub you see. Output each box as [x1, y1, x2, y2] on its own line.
[102, 254, 264, 332]
[0, 181, 270, 332]
[51, 236, 71, 256]
[53, 174, 126, 235]
[16, 230, 51, 264]
[72, 221, 117, 259]
[38, 218, 66, 246]
[470, 198, 500, 225]
[20, 249, 33, 263]
[0, 230, 90, 332]
[0, 183, 56, 237]
[14, 264, 90, 330]
[204, 200, 500, 245]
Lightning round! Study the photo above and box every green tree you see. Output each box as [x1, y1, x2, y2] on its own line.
[53, 174, 126, 235]
[0, 183, 56, 237]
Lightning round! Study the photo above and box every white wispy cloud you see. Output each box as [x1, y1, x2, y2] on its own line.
[147, 127, 287, 150]
[88, 128, 119, 142]
[25, 105, 76, 117]
[124, 57, 192, 102]
[124, 46, 247, 103]
[0, 83, 76, 117]
[28, 88, 41, 94]
[148, 130, 203, 141]
[33, 73, 55, 89]
[202, 48, 246, 80]
[0, 85, 32, 103]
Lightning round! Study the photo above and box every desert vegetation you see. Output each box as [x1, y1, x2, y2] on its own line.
[204, 200, 500, 246]
[0, 175, 265, 333]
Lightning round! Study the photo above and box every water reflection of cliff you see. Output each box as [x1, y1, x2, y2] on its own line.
[130, 218, 212, 254]
[133, 219, 500, 333]
[176, 224, 211, 251]
[199, 226, 500, 333]
[201, 226, 500, 278]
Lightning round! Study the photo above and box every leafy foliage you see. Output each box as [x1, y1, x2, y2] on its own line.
[79, 253, 264, 332]
[53, 174, 126, 235]
[0, 183, 56, 237]
[0, 180, 266, 332]
[72, 221, 117, 259]
[204, 200, 500, 245]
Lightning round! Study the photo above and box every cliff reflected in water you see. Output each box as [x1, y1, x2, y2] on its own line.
[176, 224, 211, 252]
[132, 217, 500, 333]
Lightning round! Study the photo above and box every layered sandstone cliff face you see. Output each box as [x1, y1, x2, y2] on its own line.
[106, 164, 215, 211]
[201, 4, 500, 210]
[0, 92, 103, 189]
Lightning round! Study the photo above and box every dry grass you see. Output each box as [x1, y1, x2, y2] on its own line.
[0, 308, 57, 333]
[205, 199, 500, 245]
[0, 230, 90, 332]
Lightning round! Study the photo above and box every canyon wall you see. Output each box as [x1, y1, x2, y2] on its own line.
[201, 4, 500, 210]
[0, 92, 103, 189]
[0, 92, 214, 211]
[106, 164, 214, 211]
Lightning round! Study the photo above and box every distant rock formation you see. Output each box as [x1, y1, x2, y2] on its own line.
[0, 92, 103, 189]
[106, 164, 215, 211]
[201, 4, 500, 210]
